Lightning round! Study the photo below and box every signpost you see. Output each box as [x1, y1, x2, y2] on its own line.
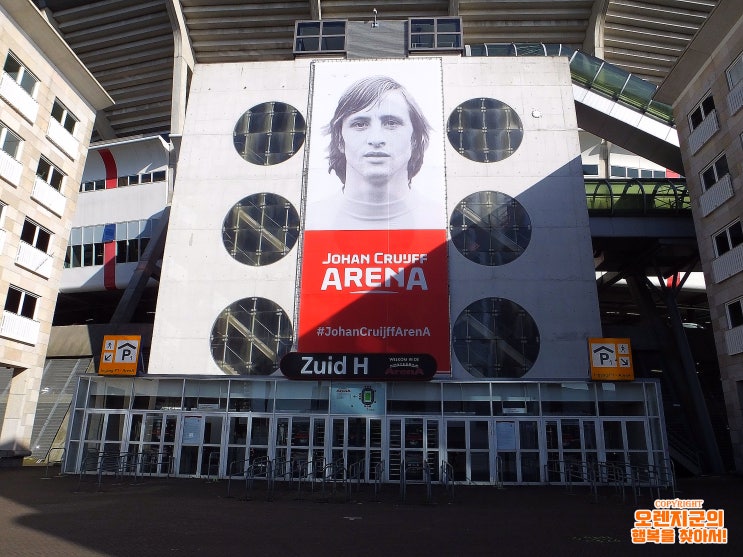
[588, 337, 634, 381]
[99, 335, 141, 376]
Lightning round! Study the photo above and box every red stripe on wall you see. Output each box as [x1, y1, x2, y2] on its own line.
[104, 242, 117, 290]
[98, 148, 118, 289]
[98, 148, 118, 189]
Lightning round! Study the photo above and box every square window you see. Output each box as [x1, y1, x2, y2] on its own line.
[689, 93, 715, 131]
[728, 299, 743, 328]
[727, 53, 743, 90]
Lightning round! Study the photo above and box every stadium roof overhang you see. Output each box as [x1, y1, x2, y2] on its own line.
[32, 0, 718, 141]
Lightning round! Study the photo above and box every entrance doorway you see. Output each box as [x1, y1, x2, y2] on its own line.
[388, 417, 439, 482]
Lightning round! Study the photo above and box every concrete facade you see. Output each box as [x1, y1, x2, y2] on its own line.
[0, 0, 110, 454]
[656, 0, 743, 470]
[149, 55, 602, 379]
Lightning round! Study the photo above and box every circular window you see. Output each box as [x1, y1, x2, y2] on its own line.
[447, 98, 523, 162]
[210, 297, 293, 375]
[233, 101, 306, 165]
[452, 297, 539, 378]
[450, 191, 531, 266]
[222, 193, 300, 266]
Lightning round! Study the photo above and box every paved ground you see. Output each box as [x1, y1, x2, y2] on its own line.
[0, 467, 741, 557]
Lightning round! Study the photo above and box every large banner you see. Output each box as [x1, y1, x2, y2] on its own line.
[297, 59, 451, 373]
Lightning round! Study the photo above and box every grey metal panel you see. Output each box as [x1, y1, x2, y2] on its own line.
[30, 358, 92, 461]
[347, 21, 406, 59]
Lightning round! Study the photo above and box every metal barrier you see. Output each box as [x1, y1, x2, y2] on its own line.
[544, 458, 676, 504]
[244, 456, 271, 500]
[225, 457, 250, 498]
[138, 450, 174, 477]
[494, 454, 504, 489]
[346, 458, 366, 501]
[42, 446, 66, 479]
[400, 460, 433, 505]
[205, 451, 220, 482]
[321, 458, 347, 497]
[373, 460, 385, 501]
[440, 461, 455, 502]
[296, 457, 325, 496]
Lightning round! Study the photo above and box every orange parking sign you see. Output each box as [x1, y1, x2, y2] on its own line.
[588, 337, 634, 381]
[99, 335, 141, 376]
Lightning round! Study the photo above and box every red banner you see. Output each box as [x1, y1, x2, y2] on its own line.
[298, 229, 450, 372]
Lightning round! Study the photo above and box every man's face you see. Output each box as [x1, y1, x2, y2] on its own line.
[340, 90, 413, 188]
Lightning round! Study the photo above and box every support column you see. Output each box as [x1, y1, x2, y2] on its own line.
[627, 272, 724, 473]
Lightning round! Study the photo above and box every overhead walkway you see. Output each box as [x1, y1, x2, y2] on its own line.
[468, 44, 684, 174]
[586, 178, 694, 239]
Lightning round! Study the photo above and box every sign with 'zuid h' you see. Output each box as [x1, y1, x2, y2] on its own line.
[99, 335, 141, 376]
[588, 338, 634, 381]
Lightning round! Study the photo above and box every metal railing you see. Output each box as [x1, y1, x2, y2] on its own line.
[42, 446, 66, 479]
[544, 458, 676, 504]
[400, 459, 433, 505]
[468, 43, 675, 125]
[585, 179, 690, 216]
[244, 456, 272, 500]
[440, 460, 455, 502]
[373, 460, 385, 500]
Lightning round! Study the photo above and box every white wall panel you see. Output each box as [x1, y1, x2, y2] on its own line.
[150, 56, 601, 379]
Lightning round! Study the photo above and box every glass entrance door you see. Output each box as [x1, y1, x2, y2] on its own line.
[446, 419, 490, 483]
[274, 416, 326, 480]
[388, 418, 439, 482]
[225, 414, 272, 476]
[128, 413, 177, 475]
[329, 417, 383, 482]
[544, 418, 598, 483]
[81, 411, 126, 473]
[601, 419, 650, 470]
[177, 414, 224, 477]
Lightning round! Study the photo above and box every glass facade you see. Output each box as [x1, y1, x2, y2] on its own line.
[66, 376, 669, 486]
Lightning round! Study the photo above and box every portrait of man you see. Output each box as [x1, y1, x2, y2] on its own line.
[305, 66, 446, 230]
[298, 60, 451, 373]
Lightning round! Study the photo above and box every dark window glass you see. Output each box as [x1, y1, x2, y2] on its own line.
[447, 97, 523, 163]
[233, 102, 306, 166]
[20, 220, 35, 244]
[210, 297, 293, 375]
[729, 301, 743, 328]
[450, 191, 532, 266]
[702, 95, 715, 115]
[452, 297, 540, 378]
[116, 240, 128, 263]
[4, 287, 22, 313]
[702, 166, 717, 189]
[690, 107, 703, 129]
[70, 245, 81, 268]
[730, 222, 743, 249]
[83, 244, 93, 266]
[20, 293, 37, 319]
[222, 193, 300, 266]
[94, 243, 104, 266]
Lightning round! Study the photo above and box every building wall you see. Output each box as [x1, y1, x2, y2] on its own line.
[671, 17, 743, 470]
[0, 5, 99, 451]
[149, 56, 601, 379]
[60, 137, 170, 293]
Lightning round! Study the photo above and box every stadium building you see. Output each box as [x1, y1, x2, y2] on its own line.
[1, 0, 741, 484]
